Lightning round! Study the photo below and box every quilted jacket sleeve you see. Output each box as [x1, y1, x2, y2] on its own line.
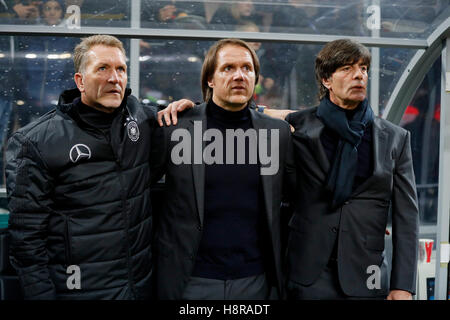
[5, 133, 56, 299]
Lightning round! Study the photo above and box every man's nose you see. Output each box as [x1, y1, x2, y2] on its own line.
[108, 70, 119, 83]
[233, 68, 245, 80]
[353, 67, 364, 79]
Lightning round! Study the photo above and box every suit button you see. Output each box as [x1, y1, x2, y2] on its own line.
[332, 227, 338, 233]
[189, 254, 194, 260]
[197, 226, 202, 231]
[344, 201, 350, 205]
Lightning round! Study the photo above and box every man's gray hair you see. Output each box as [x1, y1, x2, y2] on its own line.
[73, 34, 126, 73]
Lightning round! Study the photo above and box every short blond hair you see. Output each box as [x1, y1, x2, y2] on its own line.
[73, 34, 126, 73]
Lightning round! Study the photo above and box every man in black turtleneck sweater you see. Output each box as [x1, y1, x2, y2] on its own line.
[191, 99, 266, 283]
[156, 39, 419, 301]
[154, 38, 295, 300]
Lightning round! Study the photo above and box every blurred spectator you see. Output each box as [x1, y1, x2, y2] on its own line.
[11, 0, 42, 24]
[41, 0, 63, 25]
[141, 0, 206, 29]
[209, 0, 260, 31]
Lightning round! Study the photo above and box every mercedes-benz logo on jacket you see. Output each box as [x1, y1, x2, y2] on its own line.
[69, 144, 92, 163]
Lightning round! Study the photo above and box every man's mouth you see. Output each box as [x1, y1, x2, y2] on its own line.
[107, 89, 121, 95]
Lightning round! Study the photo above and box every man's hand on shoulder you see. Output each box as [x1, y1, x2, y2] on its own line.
[263, 108, 296, 121]
[157, 99, 195, 126]
[386, 289, 412, 300]
[261, 107, 296, 132]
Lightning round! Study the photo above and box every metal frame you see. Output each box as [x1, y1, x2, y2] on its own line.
[0, 25, 429, 49]
[383, 17, 450, 122]
[434, 37, 450, 301]
[129, 0, 141, 98]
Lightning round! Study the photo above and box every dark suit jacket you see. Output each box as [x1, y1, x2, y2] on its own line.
[286, 107, 419, 297]
[153, 102, 295, 299]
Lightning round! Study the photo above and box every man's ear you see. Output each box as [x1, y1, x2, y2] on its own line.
[207, 78, 214, 88]
[322, 78, 331, 90]
[74, 73, 85, 93]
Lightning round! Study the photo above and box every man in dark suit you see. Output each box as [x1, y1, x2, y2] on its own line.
[285, 39, 419, 300]
[154, 38, 295, 300]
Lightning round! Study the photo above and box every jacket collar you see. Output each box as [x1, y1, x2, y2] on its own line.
[57, 88, 132, 128]
[57, 87, 132, 113]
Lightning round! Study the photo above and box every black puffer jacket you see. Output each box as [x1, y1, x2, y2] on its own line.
[5, 88, 164, 299]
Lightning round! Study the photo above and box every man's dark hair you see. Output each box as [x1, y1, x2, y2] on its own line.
[201, 38, 260, 102]
[315, 39, 371, 100]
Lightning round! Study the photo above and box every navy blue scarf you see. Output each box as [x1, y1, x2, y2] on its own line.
[317, 97, 374, 209]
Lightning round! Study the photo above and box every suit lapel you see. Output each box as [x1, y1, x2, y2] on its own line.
[372, 118, 388, 176]
[189, 105, 207, 227]
[250, 110, 274, 230]
[302, 116, 330, 175]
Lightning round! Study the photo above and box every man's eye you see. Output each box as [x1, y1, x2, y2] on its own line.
[224, 66, 231, 71]
[99, 66, 106, 71]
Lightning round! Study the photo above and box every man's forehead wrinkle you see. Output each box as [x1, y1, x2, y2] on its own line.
[86, 47, 126, 66]
[218, 55, 253, 67]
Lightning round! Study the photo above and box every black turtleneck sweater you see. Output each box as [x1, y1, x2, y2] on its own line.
[191, 100, 266, 280]
[74, 97, 119, 134]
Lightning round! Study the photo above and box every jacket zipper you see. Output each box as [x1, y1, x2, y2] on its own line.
[103, 130, 137, 299]
[64, 215, 72, 266]
[72, 110, 137, 298]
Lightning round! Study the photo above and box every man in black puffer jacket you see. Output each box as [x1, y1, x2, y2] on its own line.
[5, 35, 164, 299]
